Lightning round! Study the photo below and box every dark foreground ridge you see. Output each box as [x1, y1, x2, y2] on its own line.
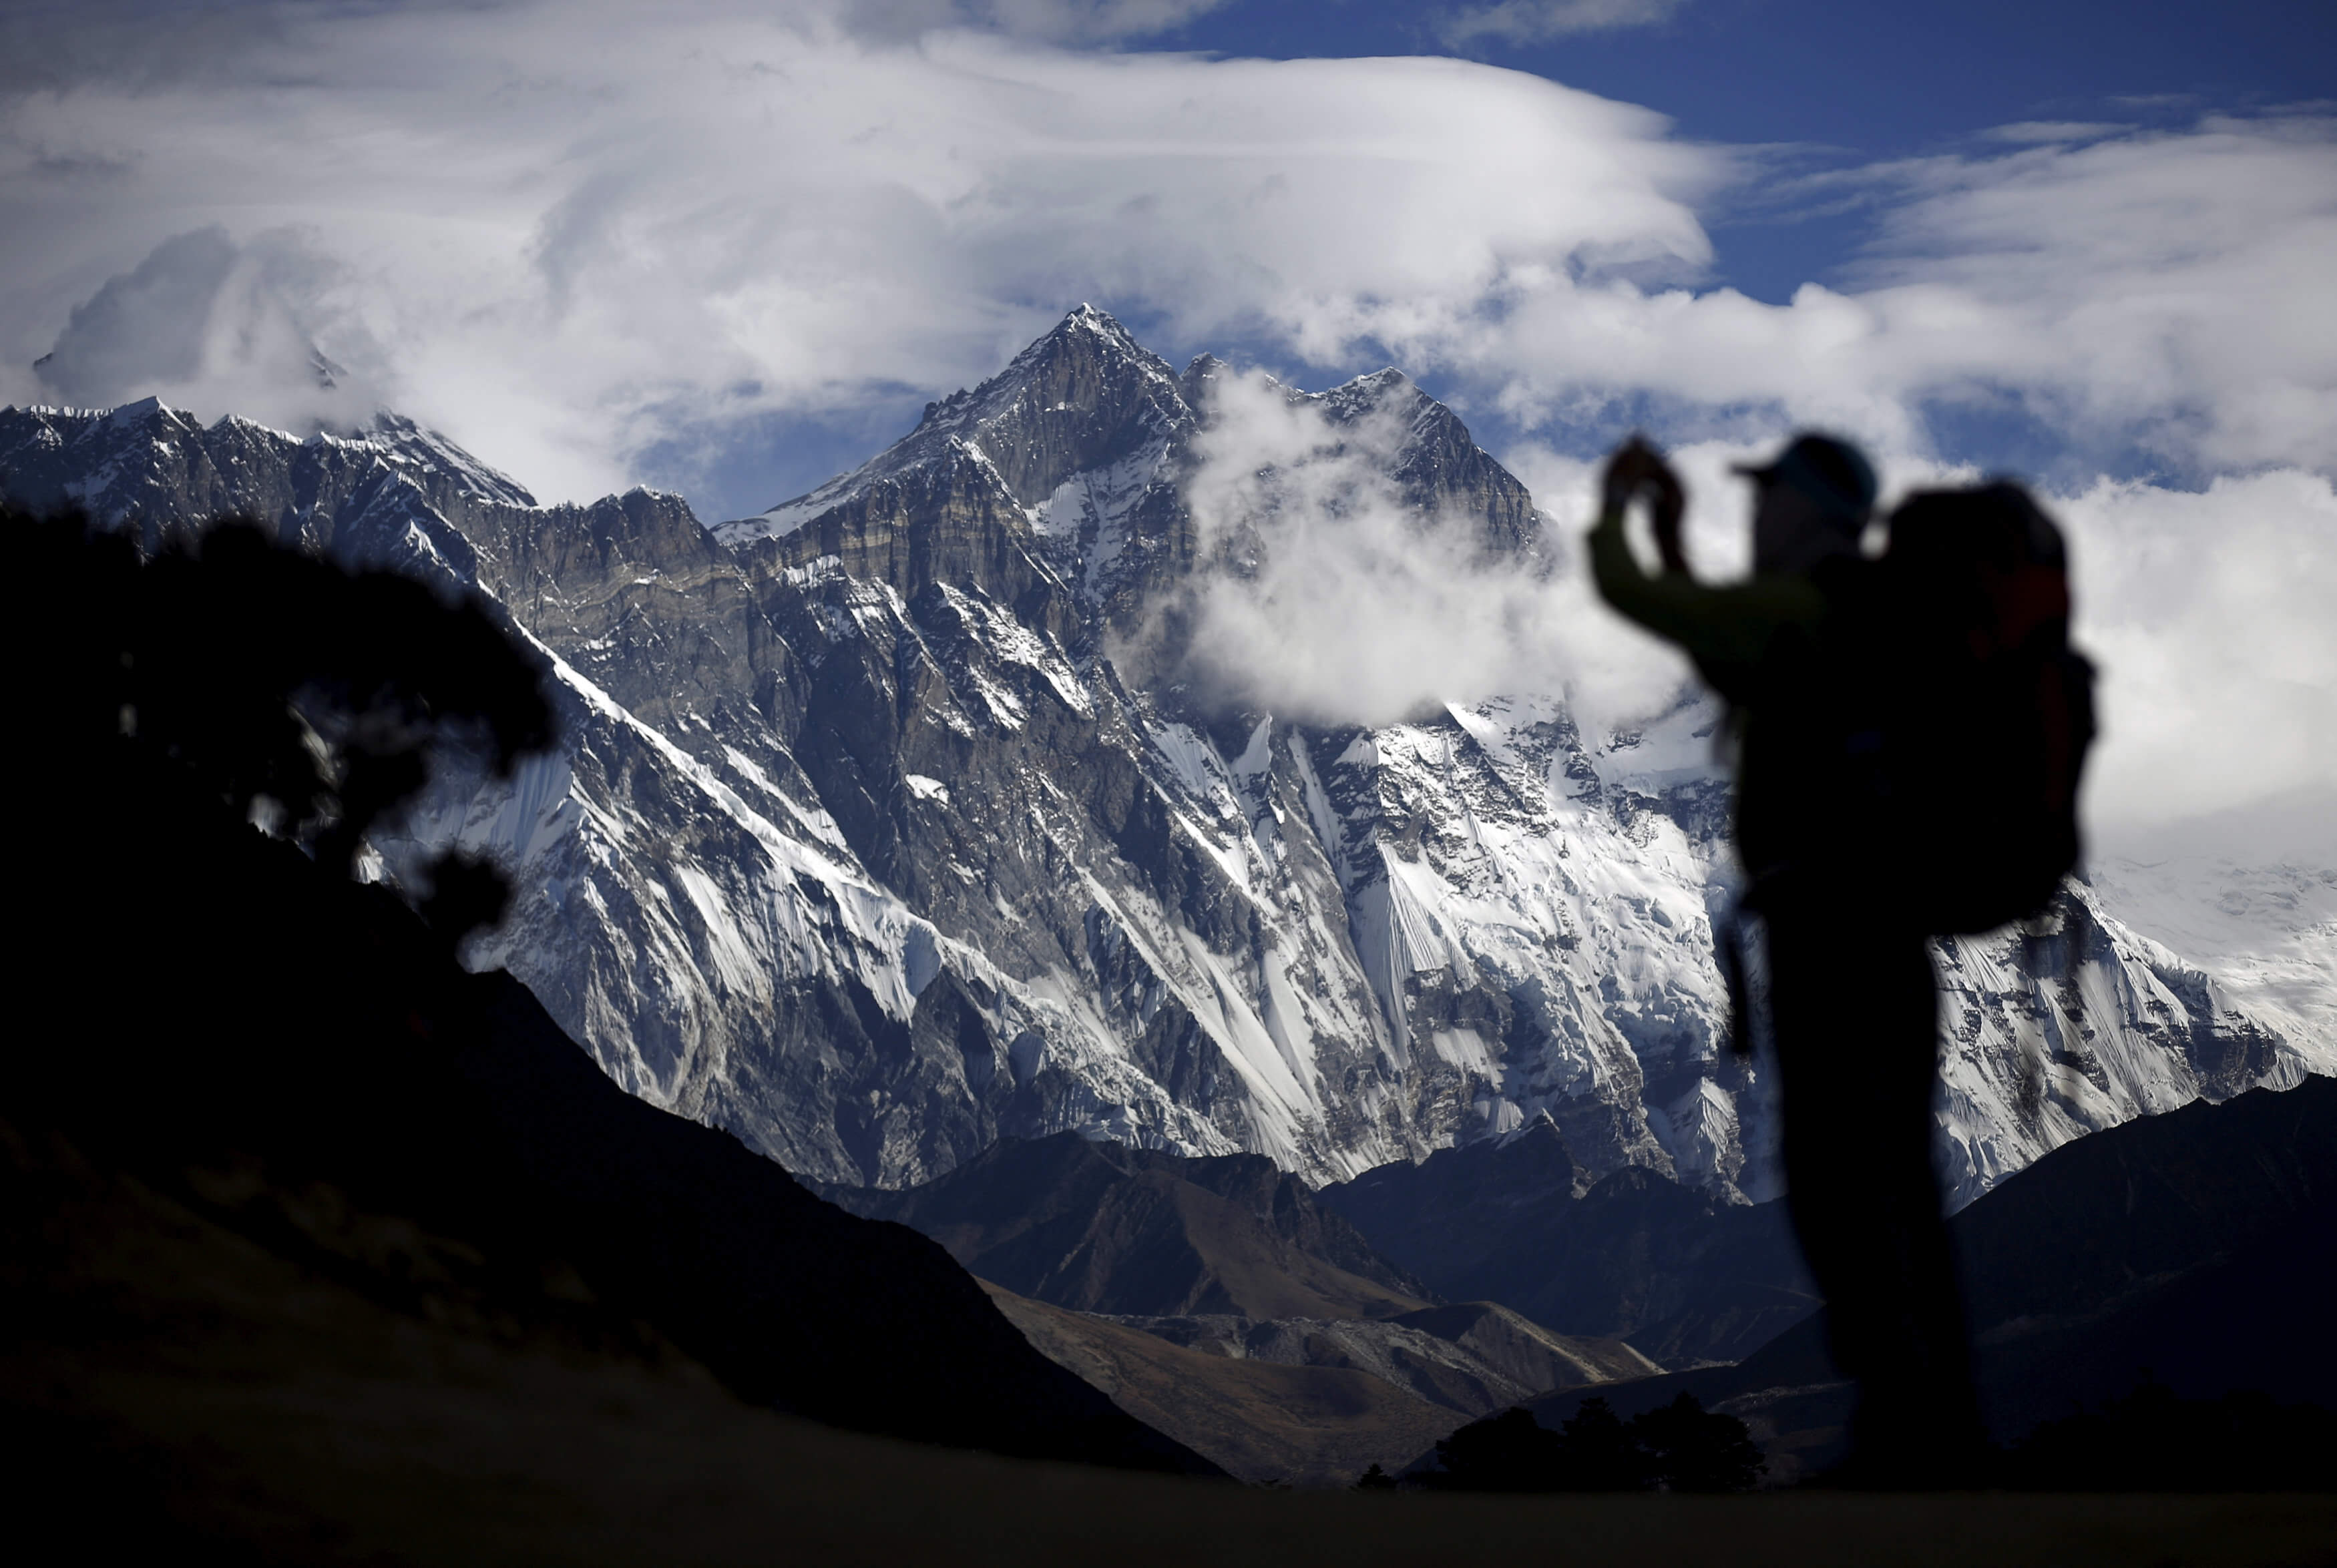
[1524, 1072, 2337, 1485]
[3, 507, 1217, 1486]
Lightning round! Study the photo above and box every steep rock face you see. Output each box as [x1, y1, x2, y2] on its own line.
[1309, 366, 1540, 557]
[2, 306, 2318, 1202]
[727, 306, 1195, 638]
[1928, 886, 2304, 1199]
[0, 398, 505, 585]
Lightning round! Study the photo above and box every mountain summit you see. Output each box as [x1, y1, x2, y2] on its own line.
[2, 310, 2313, 1200]
[716, 306, 1539, 634]
[725, 304, 1185, 545]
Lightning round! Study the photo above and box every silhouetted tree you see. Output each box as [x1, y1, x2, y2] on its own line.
[1425, 1394, 1767, 1495]
[21, 504, 553, 945]
[1631, 1392, 1765, 1493]
[1351, 1463, 1398, 1492]
[1552, 1396, 1654, 1492]
[1426, 1406, 1567, 1493]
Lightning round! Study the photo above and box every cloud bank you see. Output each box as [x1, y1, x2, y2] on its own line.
[0, 3, 1717, 499]
[5, 5, 2327, 489]
[0, 0, 2328, 839]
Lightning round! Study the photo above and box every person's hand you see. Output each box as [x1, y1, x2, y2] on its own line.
[1601, 435, 1659, 513]
[1603, 435, 1690, 575]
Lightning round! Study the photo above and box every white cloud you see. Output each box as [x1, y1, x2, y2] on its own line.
[1154, 368, 1695, 736]
[2052, 467, 2337, 836]
[26, 223, 390, 433]
[1339, 115, 2337, 480]
[1440, 0, 1687, 47]
[0, 4, 1719, 501]
[1501, 437, 2337, 844]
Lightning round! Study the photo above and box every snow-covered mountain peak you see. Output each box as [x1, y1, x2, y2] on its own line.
[353, 412, 538, 511]
[718, 305, 1189, 549]
[7, 314, 2320, 1208]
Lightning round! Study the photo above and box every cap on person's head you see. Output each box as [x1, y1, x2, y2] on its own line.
[1733, 434, 1877, 531]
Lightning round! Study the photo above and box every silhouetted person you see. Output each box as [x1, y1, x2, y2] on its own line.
[1587, 435, 1986, 1485]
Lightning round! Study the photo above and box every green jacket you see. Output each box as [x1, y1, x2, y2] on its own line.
[1584, 504, 1827, 707]
[1585, 504, 1872, 884]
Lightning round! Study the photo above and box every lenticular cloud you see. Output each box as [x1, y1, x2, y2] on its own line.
[0, 7, 1721, 503]
[4, 8, 2330, 495]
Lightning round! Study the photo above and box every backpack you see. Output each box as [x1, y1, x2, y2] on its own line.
[1854, 481, 2097, 935]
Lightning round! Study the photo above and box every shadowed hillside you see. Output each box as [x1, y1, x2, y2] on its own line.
[1522, 1075, 2337, 1484]
[2, 507, 1216, 1478]
[1317, 1117, 1816, 1366]
[827, 1132, 1434, 1318]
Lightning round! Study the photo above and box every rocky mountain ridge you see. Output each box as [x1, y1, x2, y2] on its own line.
[3, 306, 2318, 1203]
[820, 1125, 1673, 1481]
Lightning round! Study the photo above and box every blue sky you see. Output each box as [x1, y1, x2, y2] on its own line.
[1165, 2, 2333, 163]
[1, 0, 2331, 833]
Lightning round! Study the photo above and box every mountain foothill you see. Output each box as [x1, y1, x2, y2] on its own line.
[3, 307, 2332, 1547]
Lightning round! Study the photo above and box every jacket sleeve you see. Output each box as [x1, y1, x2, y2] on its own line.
[1584, 505, 1825, 702]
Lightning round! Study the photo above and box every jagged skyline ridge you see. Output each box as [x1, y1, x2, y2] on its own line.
[1, 307, 2318, 1207]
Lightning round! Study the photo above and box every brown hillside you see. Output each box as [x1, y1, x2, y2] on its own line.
[982, 1283, 1486, 1485]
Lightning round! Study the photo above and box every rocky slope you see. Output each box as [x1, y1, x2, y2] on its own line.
[829, 1131, 1661, 1479]
[825, 1133, 1434, 1320]
[976, 1283, 1657, 1487]
[2, 306, 2319, 1205]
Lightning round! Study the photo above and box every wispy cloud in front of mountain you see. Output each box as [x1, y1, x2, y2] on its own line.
[26, 224, 388, 435]
[1162, 368, 1694, 735]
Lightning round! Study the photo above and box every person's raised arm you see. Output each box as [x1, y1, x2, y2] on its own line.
[1588, 436, 1705, 643]
[1601, 435, 1689, 575]
[1585, 436, 1824, 700]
